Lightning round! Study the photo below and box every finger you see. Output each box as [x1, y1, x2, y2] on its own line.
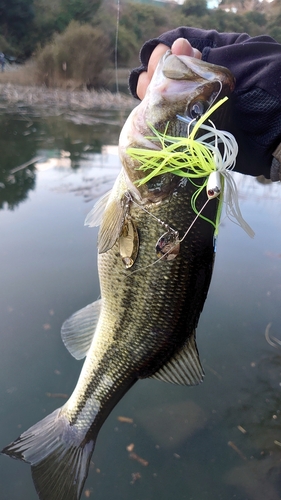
[191, 48, 202, 59]
[137, 71, 150, 100]
[171, 38, 202, 59]
[137, 43, 169, 99]
[137, 39, 202, 100]
[146, 43, 170, 80]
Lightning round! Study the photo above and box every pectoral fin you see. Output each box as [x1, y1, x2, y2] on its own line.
[85, 171, 131, 254]
[86, 192, 129, 254]
[84, 190, 112, 228]
[151, 331, 204, 386]
[61, 300, 102, 360]
[98, 196, 129, 254]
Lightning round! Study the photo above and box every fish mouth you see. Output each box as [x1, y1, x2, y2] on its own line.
[153, 51, 235, 123]
[161, 50, 234, 87]
[135, 50, 235, 138]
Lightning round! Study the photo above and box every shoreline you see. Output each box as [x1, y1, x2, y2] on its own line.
[0, 82, 136, 111]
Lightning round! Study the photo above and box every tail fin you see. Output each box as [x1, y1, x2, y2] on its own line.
[1, 408, 95, 500]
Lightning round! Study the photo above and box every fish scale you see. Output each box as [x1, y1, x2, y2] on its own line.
[57, 177, 217, 433]
[96, 178, 217, 378]
[1, 50, 235, 500]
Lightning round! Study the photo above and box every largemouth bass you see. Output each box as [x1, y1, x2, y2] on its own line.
[1, 52, 235, 499]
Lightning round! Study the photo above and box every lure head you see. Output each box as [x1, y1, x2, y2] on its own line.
[207, 171, 222, 199]
[119, 50, 235, 202]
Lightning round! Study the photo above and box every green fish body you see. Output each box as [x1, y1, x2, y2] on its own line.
[1, 52, 235, 499]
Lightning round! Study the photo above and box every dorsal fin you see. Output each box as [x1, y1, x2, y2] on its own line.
[61, 300, 102, 360]
[151, 331, 204, 386]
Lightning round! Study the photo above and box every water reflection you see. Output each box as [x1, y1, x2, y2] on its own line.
[0, 109, 126, 210]
[221, 349, 281, 499]
[0, 107, 281, 500]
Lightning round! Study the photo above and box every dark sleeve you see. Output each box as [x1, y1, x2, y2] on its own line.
[129, 28, 281, 178]
[128, 28, 255, 98]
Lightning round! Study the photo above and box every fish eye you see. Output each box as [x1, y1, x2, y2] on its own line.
[189, 100, 208, 120]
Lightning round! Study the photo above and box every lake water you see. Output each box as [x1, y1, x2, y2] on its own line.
[0, 105, 281, 500]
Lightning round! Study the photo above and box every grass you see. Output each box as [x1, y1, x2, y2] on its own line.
[0, 61, 38, 86]
[0, 62, 136, 110]
[0, 62, 131, 90]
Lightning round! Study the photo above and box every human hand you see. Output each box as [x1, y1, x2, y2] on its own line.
[136, 38, 202, 100]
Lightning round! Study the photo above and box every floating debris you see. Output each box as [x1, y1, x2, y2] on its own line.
[126, 443, 135, 453]
[237, 425, 247, 434]
[46, 392, 68, 399]
[117, 416, 134, 424]
[129, 452, 149, 467]
[228, 441, 247, 461]
[204, 363, 222, 380]
[130, 472, 141, 485]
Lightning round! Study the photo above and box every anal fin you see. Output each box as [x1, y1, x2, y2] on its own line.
[151, 330, 204, 386]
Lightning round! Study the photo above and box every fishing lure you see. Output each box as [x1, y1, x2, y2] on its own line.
[127, 97, 254, 239]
